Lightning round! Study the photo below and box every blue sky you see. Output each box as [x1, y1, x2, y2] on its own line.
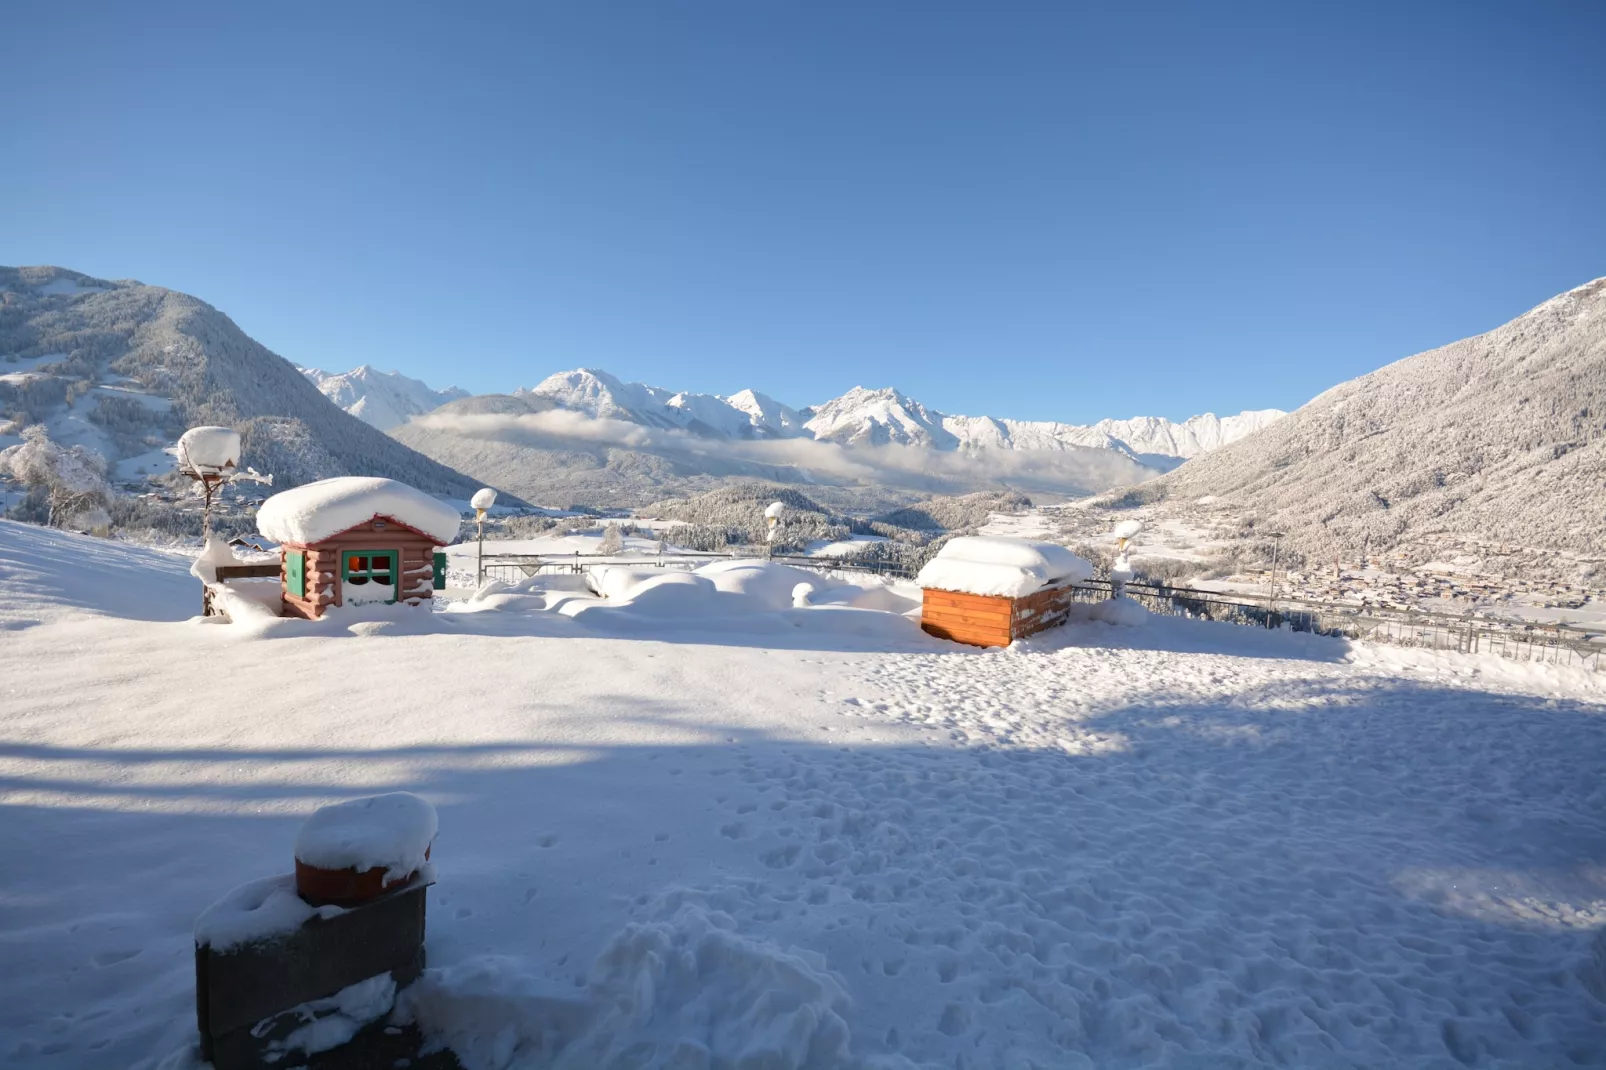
[3, 1, 1602, 423]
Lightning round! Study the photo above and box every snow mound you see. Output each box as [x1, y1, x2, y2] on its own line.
[1081, 595, 1150, 627]
[188, 536, 241, 584]
[294, 792, 438, 880]
[257, 477, 463, 546]
[174, 426, 240, 474]
[470, 487, 498, 511]
[194, 873, 344, 951]
[916, 536, 1091, 597]
[698, 559, 829, 610]
[593, 560, 852, 615]
[399, 907, 876, 1070]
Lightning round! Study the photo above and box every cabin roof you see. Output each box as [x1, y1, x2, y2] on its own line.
[256, 477, 462, 547]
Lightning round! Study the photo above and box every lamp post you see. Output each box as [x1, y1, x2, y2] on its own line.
[1265, 531, 1285, 627]
[1110, 519, 1142, 598]
[764, 501, 786, 558]
[471, 488, 497, 586]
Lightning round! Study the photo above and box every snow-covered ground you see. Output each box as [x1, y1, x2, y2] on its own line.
[2, 518, 1604, 1069]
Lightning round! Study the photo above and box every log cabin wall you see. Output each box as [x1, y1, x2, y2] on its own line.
[278, 517, 442, 620]
[920, 583, 1083, 648]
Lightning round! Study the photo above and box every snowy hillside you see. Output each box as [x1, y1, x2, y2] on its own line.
[1144, 277, 1606, 559]
[299, 364, 469, 431]
[3, 519, 1603, 1069]
[0, 266, 485, 495]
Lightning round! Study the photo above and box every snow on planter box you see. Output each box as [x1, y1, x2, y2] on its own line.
[916, 536, 1092, 647]
[192, 792, 439, 1069]
[255, 477, 463, 620]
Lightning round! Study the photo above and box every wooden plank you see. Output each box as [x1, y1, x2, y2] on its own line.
[921, 620, 1010, 647]
[923, 599, 1012, 619]
[922, 596, 1012, 620]
[925, 600, 1008, 616]
[925, 608, 1016, 631]
[922, 590, 1014, 612]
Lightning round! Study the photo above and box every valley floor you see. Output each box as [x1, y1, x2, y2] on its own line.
[1, 520, 1604, 1069]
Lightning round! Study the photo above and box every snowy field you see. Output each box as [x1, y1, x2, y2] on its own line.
[2, 518, 1605, 1068]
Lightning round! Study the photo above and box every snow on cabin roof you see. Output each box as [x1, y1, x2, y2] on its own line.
[917, 535, 1092, 598]
[256, 477, 463, 546]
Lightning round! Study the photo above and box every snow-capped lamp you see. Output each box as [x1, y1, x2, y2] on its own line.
[471, 487, 497, 585]
[764, 500, 787, 545]
[171, 426, 273, 539]
[1110, 519, 1142, 596]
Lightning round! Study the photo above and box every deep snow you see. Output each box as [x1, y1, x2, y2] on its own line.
[1, 518, 1603, 1069]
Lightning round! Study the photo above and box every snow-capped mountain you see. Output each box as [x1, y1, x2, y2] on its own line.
[1089, 411, 1288, 461]
[299, 365, 469, 432]
[517, 369, 807, 440]
[509, 369, 1282, 462]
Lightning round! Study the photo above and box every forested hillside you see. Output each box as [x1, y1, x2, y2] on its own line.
[1140, 277, 1606, 561]
[0, 266, 483, 495]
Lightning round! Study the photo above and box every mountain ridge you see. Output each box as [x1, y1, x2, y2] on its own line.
[0, 265, 488, 497]
[1135, 276, 1606, 560]
[312, 364, 1281, 466]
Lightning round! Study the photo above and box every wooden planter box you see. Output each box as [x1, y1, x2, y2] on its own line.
[920, 583, 1082, 648]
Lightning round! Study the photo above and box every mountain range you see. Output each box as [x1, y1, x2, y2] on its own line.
[313, 363, 1283, 469]
[9, 261, 1598, 567]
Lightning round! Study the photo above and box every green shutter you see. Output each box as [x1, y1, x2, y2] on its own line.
[286, 551, 305, 598]
[433, 551, 447, 590]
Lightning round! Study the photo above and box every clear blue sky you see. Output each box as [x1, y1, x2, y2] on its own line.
[3, 1, 1602, 423]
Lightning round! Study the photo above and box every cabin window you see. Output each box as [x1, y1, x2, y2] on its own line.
[342, 550, 397, 603]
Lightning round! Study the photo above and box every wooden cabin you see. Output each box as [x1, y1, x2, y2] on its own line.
[916, 536, 1093, 648]
[277, 517, 446, 620]
[255, 477, 461, 620]
[920, 584, 1084, 647]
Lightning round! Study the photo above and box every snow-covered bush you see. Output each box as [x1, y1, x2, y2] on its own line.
[0, 425, 112, 530]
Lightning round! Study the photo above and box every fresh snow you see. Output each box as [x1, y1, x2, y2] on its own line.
[2, 518, 1604, 1069]
[916, 535, 1093, 597]
[192, 874, 344, 952]
[172, 426, 240, 474]
[294, 792, 438, 879]
[256, 476, 464, 546]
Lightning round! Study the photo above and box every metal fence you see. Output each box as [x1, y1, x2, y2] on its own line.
[476, 549, 915, 587]
[471, 550, 1602, 670]
[1081, 579, 1603, 671]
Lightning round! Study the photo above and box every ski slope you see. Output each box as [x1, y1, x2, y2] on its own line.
[0, 519, 1603, 1069]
